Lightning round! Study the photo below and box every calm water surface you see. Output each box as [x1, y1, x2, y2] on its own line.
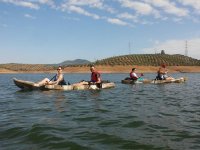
[0, 73, 200, 150]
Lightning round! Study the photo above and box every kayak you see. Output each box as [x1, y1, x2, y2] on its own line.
[13, 78, 45, 90]
[13, 78, 115, 91]
[121, 77, 187, 84]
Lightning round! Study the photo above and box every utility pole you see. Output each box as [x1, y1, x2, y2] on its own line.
[128, 41, 133, 55]
[185, 40, 188, 56]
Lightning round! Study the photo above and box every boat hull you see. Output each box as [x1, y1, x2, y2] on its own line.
[73, 82, 115, 90]
[121, 77, 187, 84]
[44, 85, 74, 90]
[13, 78, 115, 91]
[13, 78, 44, 90]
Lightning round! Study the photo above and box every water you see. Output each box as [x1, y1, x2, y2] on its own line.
[0, 73, 200, 150]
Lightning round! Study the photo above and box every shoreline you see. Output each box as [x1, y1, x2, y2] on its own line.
[1, 65, 200, 74]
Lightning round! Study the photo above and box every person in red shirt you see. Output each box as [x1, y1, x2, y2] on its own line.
[72, 65, 102, 87]
[90, 65, 101, 83]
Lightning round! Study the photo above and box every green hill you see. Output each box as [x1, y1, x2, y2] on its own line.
[0, 54, 200, 71]
[94, 54, 200, 66]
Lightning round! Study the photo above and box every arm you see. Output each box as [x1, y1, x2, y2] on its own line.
[95, 73, 101, 83]
[96, 76, 101, 83]
[94, 72, 101, 83]
[48, 74, 63, 85]
[131, 72, 139, 79]
[158, 68, 166, 74]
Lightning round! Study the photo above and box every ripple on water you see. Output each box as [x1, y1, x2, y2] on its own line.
[1, 73, 200, 149]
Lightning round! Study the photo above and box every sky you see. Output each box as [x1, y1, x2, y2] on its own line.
[0, 0, 200, 64]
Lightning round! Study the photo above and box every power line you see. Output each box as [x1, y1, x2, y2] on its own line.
[128, 41, 133, 55]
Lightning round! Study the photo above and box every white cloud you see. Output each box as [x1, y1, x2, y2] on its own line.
[66, 0, 104, 9]
[24, 13, 36, 19]
[37, 0, 56, 8]
[1, 0, 39, 9]
[144, 0, 189, 17]
[62, 5, 100, 19]
[119, 0, 156, 16]
[143, 38, 200, 60]
[107, 18, 129, 26]
[117, 12, 137, 20]
[178, 0, 200, 14]
[1, 0, 200, 26]
[61, 0, 116, 14]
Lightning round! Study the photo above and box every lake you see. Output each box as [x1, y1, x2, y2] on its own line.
[0, 73, 200, 150]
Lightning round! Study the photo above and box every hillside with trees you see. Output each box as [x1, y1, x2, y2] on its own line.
[0, 53, 200, 72]
[94, 54, 200, 66]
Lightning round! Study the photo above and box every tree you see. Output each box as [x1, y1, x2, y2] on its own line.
[161, 50, 165, 55]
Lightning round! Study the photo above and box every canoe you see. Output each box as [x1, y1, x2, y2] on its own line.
[13, 78, 115, 91]
[73, 82, 115, 90]
[121, 77, 187, 84]
[13, 78, 44, 90]
[44, 84, 74, 90]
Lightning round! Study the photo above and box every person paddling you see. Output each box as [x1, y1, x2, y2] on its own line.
[34, 66, 67, 87]
[130, 68, 143, 81]
[73, 65, 102, 86]
[156, 64, 174, 80]
[90, 65, 101, 83]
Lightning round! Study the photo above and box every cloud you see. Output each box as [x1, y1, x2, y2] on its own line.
[62, 5, 100, 19]
[178, 0, 200, 14]
[1, 0, 200, 26]
[107, 18, 129, 26]
[117, 12, 137, 20]
[1, 0, 39, 9]
[119, 0, 155, 15]
[142, 38, 200, 60]
[144, 0, 189, 17]
[38, 0, 56, 8]
[66, 0, 104, 9]
[24, 13, 36, 19]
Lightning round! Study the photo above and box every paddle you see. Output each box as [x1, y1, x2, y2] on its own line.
[49, 74, 57, 82]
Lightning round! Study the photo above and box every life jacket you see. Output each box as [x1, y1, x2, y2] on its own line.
[91, 71, 101, 82]
[130, 72, 138, 80]
[156, 69, 166, 80]
[53, 74, 67, 85]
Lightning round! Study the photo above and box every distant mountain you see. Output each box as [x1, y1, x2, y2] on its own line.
[58, 59, 91, 66]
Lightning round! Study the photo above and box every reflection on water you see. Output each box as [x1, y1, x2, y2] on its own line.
[0, 73, 200, 150]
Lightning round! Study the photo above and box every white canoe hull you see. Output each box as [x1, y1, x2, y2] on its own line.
[122, 77, 187, 84]
[73, 82, 115, 90]
[13, 78, 115, 91]
[13, 78, 44, 90]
